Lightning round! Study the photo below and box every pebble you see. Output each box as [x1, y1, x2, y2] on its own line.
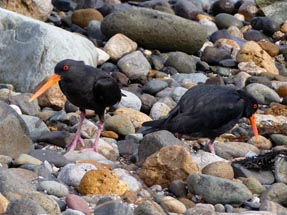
[160, 196, 186, 213]
[14, 153, 42, 166]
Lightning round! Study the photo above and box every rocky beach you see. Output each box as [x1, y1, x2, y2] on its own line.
[0, 0, 287, 214]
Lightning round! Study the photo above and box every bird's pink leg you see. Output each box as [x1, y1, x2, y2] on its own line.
[66, 111, 86, 151]
[208, 140, 215, 154]
[81, 120, 103, 152]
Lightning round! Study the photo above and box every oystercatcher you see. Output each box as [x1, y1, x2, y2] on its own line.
[142, 84, 259, 154]
[30, 59, 122, 152]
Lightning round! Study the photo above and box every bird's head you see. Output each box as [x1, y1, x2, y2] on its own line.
[29, 59, 84, 102]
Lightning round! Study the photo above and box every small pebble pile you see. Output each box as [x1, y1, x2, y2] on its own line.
[0, 0, 287, 214]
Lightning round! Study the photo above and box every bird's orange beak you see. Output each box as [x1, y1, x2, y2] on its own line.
[249, 114, 259, 141]
[29, 74, 61, 102]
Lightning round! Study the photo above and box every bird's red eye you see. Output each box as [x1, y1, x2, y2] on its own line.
[253, 104, 258, 109]
[63, 65, 69, 71]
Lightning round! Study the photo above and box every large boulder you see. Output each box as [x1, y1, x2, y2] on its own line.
[0, 8, 98, 93]
[101, 7, 208, 54]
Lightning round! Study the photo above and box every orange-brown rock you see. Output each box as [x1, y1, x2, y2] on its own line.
[257, 41, 279, 57]
[276, 85, 287, 97]
[114, 107, 152, 130]
[236, 41, 279, 74]
[79, 169, 128, 195]
[33, 76, 66, 110]
[202, 161, 234, 180]
[138, 145, 201, 188]
[101, 130, 119, 139]
[72, 9, 103, 28]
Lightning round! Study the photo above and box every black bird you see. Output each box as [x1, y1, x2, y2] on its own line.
[142, 84, 259, 154]
[29, 59, 122, 152]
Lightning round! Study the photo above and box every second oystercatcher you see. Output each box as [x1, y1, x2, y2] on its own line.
[142, 84, 259, 154]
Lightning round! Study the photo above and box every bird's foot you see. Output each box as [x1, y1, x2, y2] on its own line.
[208, 141, 215, 154]
[66, 134, 85, 152]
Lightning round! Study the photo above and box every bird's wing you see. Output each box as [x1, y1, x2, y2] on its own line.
[164, 92, 245, 134]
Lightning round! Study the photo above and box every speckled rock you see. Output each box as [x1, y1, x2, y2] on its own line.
[139, 145, 201, 188]
[202, 161, 234, 180]
[79, 169, 129, 195]
[236, 41, 279, 75]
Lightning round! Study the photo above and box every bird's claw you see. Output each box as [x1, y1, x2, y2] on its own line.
[66, 135, 85, 152]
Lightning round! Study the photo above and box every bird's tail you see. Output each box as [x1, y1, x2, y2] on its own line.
[141, 119, 166, 135]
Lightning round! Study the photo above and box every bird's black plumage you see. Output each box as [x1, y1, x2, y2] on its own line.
[55, 59, 121, 120]
[30, 59, 122, 152]
[142, 84, 258, 152]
